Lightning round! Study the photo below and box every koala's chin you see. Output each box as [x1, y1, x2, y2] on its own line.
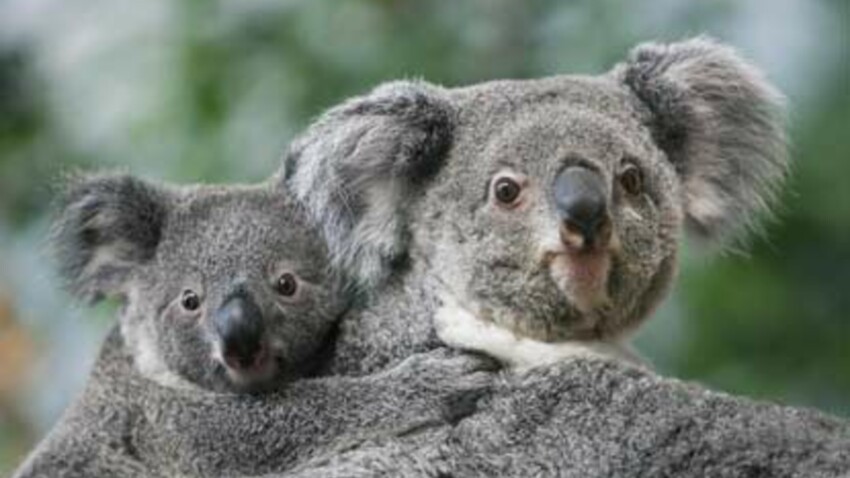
[544, 242, 615, 317]
[434, 289, 642, 373]
[211, 346, 286, 394]
[435, 234, 642, 372]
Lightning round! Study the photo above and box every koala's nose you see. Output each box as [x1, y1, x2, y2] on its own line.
[552, 166, 610, 250]
[214, 294, 266, 371]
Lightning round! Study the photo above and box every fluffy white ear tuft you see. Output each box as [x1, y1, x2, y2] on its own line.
[618, 36, 790, 245]
[282, 81, 454, 290]
[51, 173, 169, 302]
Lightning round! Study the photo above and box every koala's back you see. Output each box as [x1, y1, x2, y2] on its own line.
[13, 330, 275, 476]
[16, 325, 483, 477]
[12, 329, 292, 477]
[12, 329, 151, 477]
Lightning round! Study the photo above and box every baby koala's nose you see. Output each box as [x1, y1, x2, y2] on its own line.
[552, 166, 611, 251]
[214, 294, 266, 371]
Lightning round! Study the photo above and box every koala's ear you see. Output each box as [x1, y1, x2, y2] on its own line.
[618, 37, 789, 245]
[282, 80, 454, 289]
[52, 173, 169, 302]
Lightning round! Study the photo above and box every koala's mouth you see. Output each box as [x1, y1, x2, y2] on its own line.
[545, 249, 612, 314]
[217, 346, 280, 388]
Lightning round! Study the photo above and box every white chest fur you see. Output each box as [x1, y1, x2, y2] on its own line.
[434, 295, 644, 370]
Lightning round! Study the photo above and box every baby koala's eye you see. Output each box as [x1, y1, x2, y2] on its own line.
[619, 163, 644, 196]
[180, 290, 202, 312]
[492, 176, 523, 207]
[274, 273, 299, 297]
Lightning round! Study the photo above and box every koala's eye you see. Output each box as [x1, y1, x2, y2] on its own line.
[275, 273, 298, 297]
[180, 290, 201, 312]
[619, 163, 644, 196]
[493, 176, 522, 206]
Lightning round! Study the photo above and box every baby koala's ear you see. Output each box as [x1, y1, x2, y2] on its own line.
[282, 80, 454, 290]
[617, 36, 790, 246]
[52, 173, 169, 303]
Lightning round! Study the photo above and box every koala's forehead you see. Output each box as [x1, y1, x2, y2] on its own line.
[155, 186, 326, 270]
[450, 74, 642, 121]
[448, 74, 656, 170]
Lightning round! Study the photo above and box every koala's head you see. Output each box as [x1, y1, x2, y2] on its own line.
[53, 174, 346, 393]
[286, 38, 788, 343]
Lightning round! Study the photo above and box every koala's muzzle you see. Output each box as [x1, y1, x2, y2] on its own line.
[214, 293, 267, 371]
[552, 166, 611, 251]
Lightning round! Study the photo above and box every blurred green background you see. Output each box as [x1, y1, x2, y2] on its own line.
[0, 0, 847, 473]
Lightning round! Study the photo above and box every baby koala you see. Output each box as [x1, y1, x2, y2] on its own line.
[14, 172, 493, 477]
[54, 172, 348, 392]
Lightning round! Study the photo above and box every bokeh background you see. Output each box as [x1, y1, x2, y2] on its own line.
[0, 0, 847, 472]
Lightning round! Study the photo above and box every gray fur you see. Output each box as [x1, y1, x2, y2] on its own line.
[284, 80, 454, 291]
[618, 36, 789, 244]
[13, 328, 495, 477]
[286, 358, 850, 478]
[52, 173, 169, 302]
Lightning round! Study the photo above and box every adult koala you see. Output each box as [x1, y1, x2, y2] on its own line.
[284, 37, 850, 476]
[12, 174, 494, 478]
[286, 36, 786, 371]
